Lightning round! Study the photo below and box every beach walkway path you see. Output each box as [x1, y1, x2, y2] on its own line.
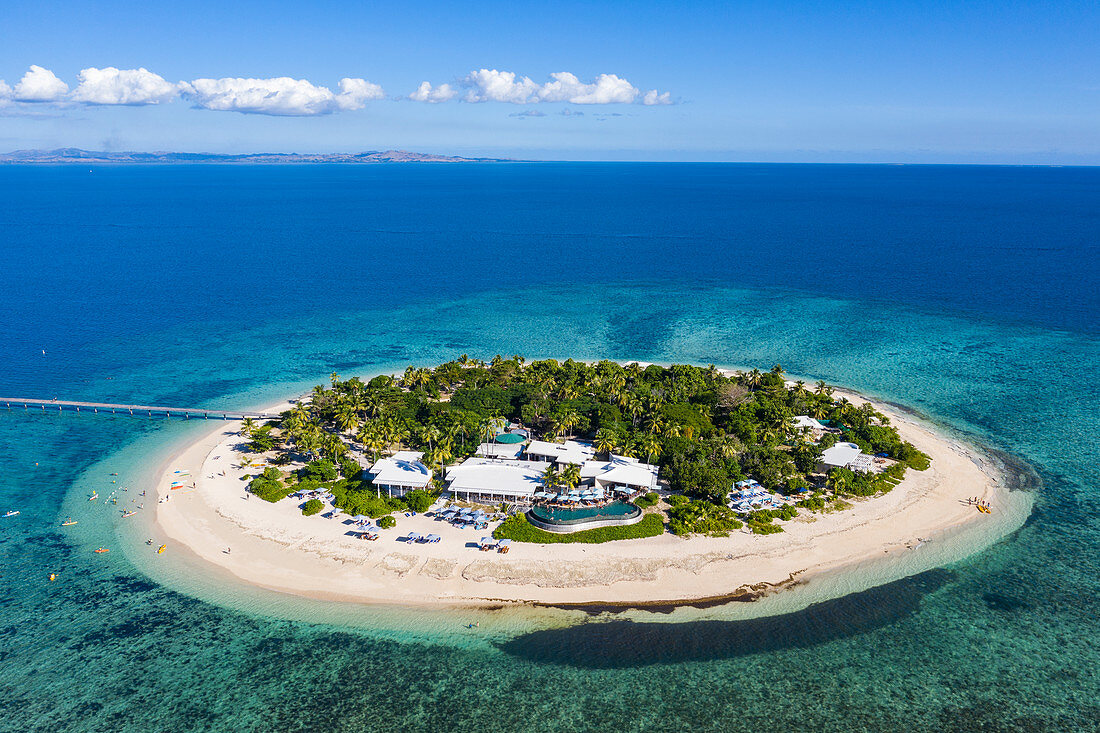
[0, 397, 280, 421]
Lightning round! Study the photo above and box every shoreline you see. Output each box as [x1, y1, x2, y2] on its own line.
[151, 378, 1032, 612]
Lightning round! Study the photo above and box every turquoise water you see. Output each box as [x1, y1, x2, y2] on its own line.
[529, 500, 641, 524]
[0, 164, 1098, 731]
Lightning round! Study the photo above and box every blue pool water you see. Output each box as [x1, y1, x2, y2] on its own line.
[529, 500, 641, 524]
[0, 163, 1097, 731]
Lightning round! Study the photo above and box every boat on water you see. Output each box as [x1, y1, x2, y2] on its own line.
[88, 492, 98, 501]
[4, 510, 19, 517]
[49, 573, 57, 581]
[94, 548, 109, 554]
[122, 510, 137, 518]
[157, 544, 166, 554]
[61, 518, 78, 526]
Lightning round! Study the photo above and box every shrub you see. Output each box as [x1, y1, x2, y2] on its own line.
[248, 472, 290, 503]
[493, 513, 664, 544]
[301, 459, 338, 482]
[668, 499, 740, 537]
[377, 515, 397, 529]
[634, 492, 660, 508]
[302, 498, 323, 516]
[750, 522, 783, 535]
[403, 489, 435, 513]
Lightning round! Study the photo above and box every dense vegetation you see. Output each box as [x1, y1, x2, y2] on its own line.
[666, 495, 743, 536]
[301, 498, 323, 516]
[240, 355, 930, 529]
[493, 513, 665, 544]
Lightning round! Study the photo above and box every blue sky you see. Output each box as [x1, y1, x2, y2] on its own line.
[1, 0, 1097, 162]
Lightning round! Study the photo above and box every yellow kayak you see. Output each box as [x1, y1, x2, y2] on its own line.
[157, 544, 167, 554]
[61, 519, 78, 526]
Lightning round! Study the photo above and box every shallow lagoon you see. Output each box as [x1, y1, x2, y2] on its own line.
[1, 164, 1097, 731]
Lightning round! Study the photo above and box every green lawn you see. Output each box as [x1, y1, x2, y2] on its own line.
[493, 513, 665, 544]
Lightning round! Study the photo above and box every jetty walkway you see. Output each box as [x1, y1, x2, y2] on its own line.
[0, 398, 281, 421]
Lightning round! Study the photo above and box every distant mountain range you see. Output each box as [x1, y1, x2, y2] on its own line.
[0, 148, 513, 164]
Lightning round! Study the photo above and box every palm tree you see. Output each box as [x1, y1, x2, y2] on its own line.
[330, 371, 340, 389]
[640, 434, 662, 464]
[334, 404, 358, 433]
[559, 463, 581, 490]
[746, 369, 763, 390]
[240, 417, 257, 438]
[557, 410, 582, 438]
[827, 471, 849, 495]
[815, 380, 831, 396]
[643, 415, 664, 435]
[541, 464, 560, 492]
[771, 364, 786, 379]
[594, 429, 618, 458]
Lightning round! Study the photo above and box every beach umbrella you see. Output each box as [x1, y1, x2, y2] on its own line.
[352, 514, 368, 523]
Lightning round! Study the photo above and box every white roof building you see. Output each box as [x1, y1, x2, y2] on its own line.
[580, 455, 659, 492]
[445, 458, 544, 502]
[525, 439, 595, 465]
[792, 415, 821, 431]
[474, 442, 524, 460]
[820, 442, 869, 470]
[368, 450, 433, 496]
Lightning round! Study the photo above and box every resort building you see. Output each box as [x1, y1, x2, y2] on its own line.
[524, 439, 596, 464]
[445, 458, 544, 504]
[444, 449, 659, 504]
[580, 455, 659, 494]
[820, 442, 874, 472]
[792, 415, 823, 435]
[474, 442, 524, 460]
[367, 450, 434, 497]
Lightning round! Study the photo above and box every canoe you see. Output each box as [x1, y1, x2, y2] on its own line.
[157, 544, 166, 554]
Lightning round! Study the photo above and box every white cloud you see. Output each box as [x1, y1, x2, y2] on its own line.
[408, 81, 457, 103]
[179, 75, 383, 115]
[71, 67, 177, 105]
[537, 72, 638, 104]
[0, 79, 11, 101]
[642, 89, 673, 106]
[433, 69, 671, 105]
[13, 65, 69, 102]
[462, 69, 542, 103]
[335, 77, 385, 110]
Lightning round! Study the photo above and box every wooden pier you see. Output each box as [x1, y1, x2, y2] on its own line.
[0, 398, 281, 421]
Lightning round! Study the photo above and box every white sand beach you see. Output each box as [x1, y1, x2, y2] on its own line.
[152, 387, 1030, 609]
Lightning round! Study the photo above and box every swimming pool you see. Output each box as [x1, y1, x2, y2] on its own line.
[527, 501, 643, 532]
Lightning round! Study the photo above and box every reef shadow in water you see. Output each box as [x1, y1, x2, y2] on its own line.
[497, 568, 953, 668]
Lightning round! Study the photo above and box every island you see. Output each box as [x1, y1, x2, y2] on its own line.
[154, 357, 1025, 608]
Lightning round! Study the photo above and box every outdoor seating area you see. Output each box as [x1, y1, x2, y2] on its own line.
[403, 532, 443, 544]
[728, 479, 785, 513]
[531, 486, 612, 506]
[349, 514, 381, 540]
[436, 505, 497, 530]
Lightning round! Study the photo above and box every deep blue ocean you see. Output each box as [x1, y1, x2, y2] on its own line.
[0, 163, 1097, 731]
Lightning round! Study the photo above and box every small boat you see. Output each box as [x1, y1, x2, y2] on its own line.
[49, 573, 58, 582]
[122, 511, 137, 518]
[94, 548, 109, 554]
[157, 544, 167, 554]
[88, 492, 98, 501]
[4, 510, 19, 517]
[61, 518, 78, 526]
